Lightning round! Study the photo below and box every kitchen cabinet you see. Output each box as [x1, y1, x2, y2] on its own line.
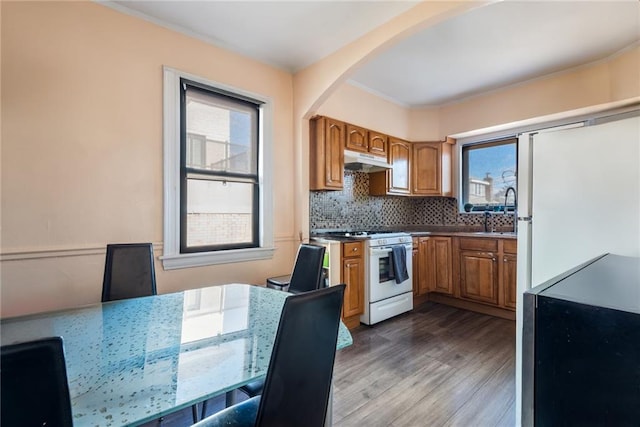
[412, 234, 516, 319]
[415, 236, 453, 296]
[501, 239, 517, 310]
[417, 237, 431, 295]
[432, 237, 453, 294]
[341, 241, 364, 320]
[310, 116, 344, 190]
[458, 238, 499, 305]
[412, 140, 453, 196]
[345, 124, 388, 158]
[369, 136, 411, 196]
[345, 123, 368, 153]
[459, 249, 499, 305]
[412, 238, 420, 296]
[368, 131, 388, 158]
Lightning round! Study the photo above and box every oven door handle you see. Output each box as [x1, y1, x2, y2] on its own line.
[369, 245, 412, 256]
[370, 248, 393, 256]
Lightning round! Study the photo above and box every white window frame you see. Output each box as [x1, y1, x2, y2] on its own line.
[161, 66, 274, 270]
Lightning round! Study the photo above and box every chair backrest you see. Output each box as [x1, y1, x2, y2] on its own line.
[288, 244, 326, 293]
[102, 243, 157, 302]
[256, 284, 346, 427]
[1, 337, 73, 427]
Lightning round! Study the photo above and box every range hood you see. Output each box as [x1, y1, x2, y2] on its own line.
[343, 149, 391, 173]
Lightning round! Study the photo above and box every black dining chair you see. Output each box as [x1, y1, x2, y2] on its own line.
[266, 243, 326, 294]
[232, 244, 327, 405]
[193, 284, 346, 427]
[102, 242, 157, 302]
[1, 336, 73, 427]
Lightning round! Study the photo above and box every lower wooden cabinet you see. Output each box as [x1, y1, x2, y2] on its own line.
[416, 236, 453, 296]
[412, 239, 420, 296]
[459, 250, 499, 305]
[414, 235, 517, 318]
[456, 237, 516, 312]
[432, 237, 453, 295]
[502, 239, 518, 310]
[341, 241, 364, 320]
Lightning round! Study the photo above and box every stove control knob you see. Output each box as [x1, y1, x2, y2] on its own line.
[380, 239, 387, 245]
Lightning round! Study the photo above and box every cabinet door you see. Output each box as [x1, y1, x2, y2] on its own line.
[342, 257, 364, 317]
[345, 123, 368, 153]
[388, 137, 411, 195]
[412, 247, 420, 296]
[368, 131, 388, 158]
[412, 142, 441, 195]
[459, 250, 499, 305]
[432, 237, 453, 295]
[502, 253, 517, 309]
[417, 237, 433, 295]
[310, 117, 344, 190]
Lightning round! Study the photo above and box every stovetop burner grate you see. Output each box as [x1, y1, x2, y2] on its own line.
[313, 230, 410, 239]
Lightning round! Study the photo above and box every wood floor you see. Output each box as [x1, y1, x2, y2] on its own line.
[148, 302, 516, 426]
[332, 302, 516, 427]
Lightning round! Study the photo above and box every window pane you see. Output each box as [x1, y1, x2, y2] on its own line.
[185, 88, 257, 175]
[464, 141, 517, 207]
[185, 179, 255, 248]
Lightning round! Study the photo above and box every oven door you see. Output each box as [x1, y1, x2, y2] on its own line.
[368, 244, 413, 303]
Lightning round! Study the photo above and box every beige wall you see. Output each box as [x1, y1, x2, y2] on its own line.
[319, 45, 640, 144]
[438, 45, 640, 137]
[1, 1, 296, 317]
[317, 83, 412, 140]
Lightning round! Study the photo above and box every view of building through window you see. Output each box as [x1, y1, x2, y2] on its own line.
[462, 139, 517, 210]
[182, 84, 259, 251]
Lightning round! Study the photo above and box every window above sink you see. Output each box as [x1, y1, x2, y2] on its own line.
[460, 137, 517, 213]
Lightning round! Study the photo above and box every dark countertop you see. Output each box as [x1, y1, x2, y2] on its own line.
[311, 226, 517, 240]
[410, 230, 517, 239]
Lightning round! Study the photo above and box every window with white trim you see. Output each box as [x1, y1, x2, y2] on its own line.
[162, 67, 274, 270]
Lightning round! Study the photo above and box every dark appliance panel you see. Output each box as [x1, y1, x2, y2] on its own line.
[523, 254, 640, 427]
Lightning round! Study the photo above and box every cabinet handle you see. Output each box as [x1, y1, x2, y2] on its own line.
[504, 257, 507, 262]
[353, 247, 358, 252]
[492, 258, 496, 262]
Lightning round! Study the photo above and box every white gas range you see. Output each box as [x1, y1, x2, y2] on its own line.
[312, 230, 413, 325]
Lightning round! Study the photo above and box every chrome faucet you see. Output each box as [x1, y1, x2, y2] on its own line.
[484, 211, 491, 232]
[504, 186, 517, 233]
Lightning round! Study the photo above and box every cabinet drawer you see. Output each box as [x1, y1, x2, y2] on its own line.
[342, 241, 364, 258]
[458, 238, 498, 252]
[503, 239, 517, 254]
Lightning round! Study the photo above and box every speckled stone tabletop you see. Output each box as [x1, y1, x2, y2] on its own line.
[1, 284, 353, 426]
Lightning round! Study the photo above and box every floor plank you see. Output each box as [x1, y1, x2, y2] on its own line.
[150, 302, 516, 427]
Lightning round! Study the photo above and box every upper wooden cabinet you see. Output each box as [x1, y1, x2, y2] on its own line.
[369, 136, 411, 196]
[345, 123, 368, 153]
[412, 140, 453, 197]
[310, 116, 344, 190]
[345, 124, 388, 158]
[368, 131, 388, 158]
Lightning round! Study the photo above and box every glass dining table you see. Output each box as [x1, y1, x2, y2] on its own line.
[0, 284, 353, 426]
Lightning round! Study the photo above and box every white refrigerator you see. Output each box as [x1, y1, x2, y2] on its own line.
[515, 112, 640, 425]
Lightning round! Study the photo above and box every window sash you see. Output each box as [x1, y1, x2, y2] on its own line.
[179, 80, 260, 253]
[461, 137, 517, 210]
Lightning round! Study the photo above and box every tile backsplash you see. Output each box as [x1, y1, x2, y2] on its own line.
[310, 171, 514, 231]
